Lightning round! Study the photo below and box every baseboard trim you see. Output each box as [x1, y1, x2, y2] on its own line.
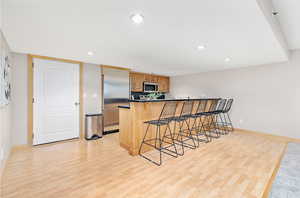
[0, 161, 5, 182]
[235, 128, 300, 143]
[11, 144, 31, 152]
[103, 129, 119, 135]
[0, 149, 11, 183]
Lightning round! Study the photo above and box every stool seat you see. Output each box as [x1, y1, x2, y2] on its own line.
[210, 110, 223, 114]
[144, 119, 169, 126]
[170, 115, 190, 122]
[200, 112, 214, 116]
[192, 112, 209, 117]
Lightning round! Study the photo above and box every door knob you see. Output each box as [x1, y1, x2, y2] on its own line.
[75, 102, 80, 106]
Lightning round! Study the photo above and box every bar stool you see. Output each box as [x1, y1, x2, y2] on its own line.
[171, 100, 197, 156]
[211, 99, 228, 135]
[189, 99, 210, 146]
[202, 99, 221, 139]
[220, 99, 234, 133]
[139, 101, 178, 166]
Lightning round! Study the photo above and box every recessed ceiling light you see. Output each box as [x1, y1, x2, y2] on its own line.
[225, 57, 231, 62]
[130, 13, 144, 24]
[87, 51, 94, 56]
[197, 45, 206, 51]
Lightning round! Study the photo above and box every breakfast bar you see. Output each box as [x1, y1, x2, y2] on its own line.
[118, 98, 219, 156]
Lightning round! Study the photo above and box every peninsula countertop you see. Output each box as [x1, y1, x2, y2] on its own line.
[118, 98, 220, 109]
[129, 98, 220, 102]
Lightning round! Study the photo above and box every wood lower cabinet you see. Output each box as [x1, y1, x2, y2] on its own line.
[103, 102, 129, 127]
[130, 72, 170, 93]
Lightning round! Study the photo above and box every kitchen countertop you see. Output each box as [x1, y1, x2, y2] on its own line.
[118, 105, 130, 109]
[118, 98, 220, 109]
[128, 98, 220, 102]
[104, 98, 129, 104]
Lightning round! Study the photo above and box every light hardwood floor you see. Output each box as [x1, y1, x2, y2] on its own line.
[1, 131, 286, 198]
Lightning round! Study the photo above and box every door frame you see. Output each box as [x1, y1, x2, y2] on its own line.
[28, 54, 84, 145]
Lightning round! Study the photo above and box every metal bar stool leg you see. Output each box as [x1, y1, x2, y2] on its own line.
[177, 120, 186, 156]
[161, 124, 178, 157]
[158, 125, 162, 165]
[207, 114, 220, 139]
[139, 123, 151, 155]
[215, 113, 225, 135]
[139, 124, 162, 166]
[226, 112, 234, 132]
[218, 113, 229, 135]
[166, 124, 178, 156]
[184, 118, 197, 148]
[198, 116, 210, 143]
[190, 117, 200, 147]
[213, 114, 221, 137]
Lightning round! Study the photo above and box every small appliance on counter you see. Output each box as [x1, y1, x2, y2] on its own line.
[131, 92, 166, 100]
[85, 113, 103, 140]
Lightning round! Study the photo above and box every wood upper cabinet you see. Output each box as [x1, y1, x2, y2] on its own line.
[130, 72, 144, 92]
[144, 74, 158, 83]
[144, 74, 151, 83]
[158, 76, 170, 92]
[130, 72, 170, 93]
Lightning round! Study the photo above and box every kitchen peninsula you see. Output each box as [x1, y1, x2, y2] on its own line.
[118, 98, 219, 156]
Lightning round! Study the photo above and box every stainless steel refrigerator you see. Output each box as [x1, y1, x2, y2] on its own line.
[102, 67, 129, 133]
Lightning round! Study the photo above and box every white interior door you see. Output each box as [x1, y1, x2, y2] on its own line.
[33, 58, 80, 145]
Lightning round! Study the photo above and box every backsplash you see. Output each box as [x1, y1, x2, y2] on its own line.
[131, 92, 165, 100]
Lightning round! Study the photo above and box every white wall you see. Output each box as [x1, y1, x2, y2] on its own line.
[0, 0, 3, 30]
[170, 50, 300, 139]
[0, 30, 12, 174]
[0, 103, 11, 172]
[83, 63, 102, 114]
[11, 53, 27, 145]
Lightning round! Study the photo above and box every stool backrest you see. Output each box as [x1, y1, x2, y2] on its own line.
[196, 100, 207, 114]
[159, 101, 178, 120]
[180, 100, 194, 116]
[207, 99, 219, 112]
[216, 99, 227, 111]
[224, 99, 233, 113]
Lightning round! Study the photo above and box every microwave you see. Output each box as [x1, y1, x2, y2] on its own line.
[143, 82, 159, 92]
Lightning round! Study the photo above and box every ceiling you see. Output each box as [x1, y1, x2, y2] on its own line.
[272, 0, 300, 50]
[3, 0, 289, 76]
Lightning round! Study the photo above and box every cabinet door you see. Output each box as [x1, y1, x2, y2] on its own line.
[130, 73, 144, 92]
[144, 74, 151, 82]
[158, 76, 170, 92]
[144, 74, 159, 83]
[129, 74, 136, 91]
[151, 75, 159, 83]
[164, 77, 170, 92]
